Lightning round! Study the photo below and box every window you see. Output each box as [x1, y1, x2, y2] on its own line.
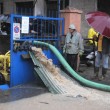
[16, 2, 33, 16]
[0, 3, 3, 14]
[98, 0, 110, 15]
[60, 0, 69, 10]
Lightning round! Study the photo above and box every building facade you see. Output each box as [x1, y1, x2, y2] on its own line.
[0, 0, 109, 37]
[69, 0, 97, 36]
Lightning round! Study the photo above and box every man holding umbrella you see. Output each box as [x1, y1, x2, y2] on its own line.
[85, 11, 110, 80]
[93, 34, 110, 80]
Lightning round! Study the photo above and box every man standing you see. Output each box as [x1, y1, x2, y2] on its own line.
[63, 24, 84, 71]
[93, 34, 110, 80]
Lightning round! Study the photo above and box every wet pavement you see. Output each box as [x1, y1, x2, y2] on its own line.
[78, 64, 110, 85]
[0, 81, 48, 103]
[0, 62, 110, 103]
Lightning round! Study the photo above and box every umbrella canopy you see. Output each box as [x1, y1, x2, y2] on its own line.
[85, 11, 110, 38]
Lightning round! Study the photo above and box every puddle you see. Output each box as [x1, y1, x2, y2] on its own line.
[0, 84, 48, 103]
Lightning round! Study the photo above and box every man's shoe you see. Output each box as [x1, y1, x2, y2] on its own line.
[92, 67, 99, 80]
[102, 67, 107, 78]
[98, 76, 105, 81]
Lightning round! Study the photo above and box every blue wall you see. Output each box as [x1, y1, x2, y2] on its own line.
[10, 51, 35, 87]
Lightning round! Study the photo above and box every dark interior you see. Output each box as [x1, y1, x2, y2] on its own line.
[0, 3, 3, 14]
[98, 0, 110, 15]
[0, 35, 10, 54]
[16, 1, 33, 15]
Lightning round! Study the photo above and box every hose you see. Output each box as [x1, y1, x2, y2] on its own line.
[32, 40, 110, 91]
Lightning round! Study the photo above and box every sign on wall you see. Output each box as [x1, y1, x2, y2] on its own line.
[21, 16, 29, 33]
[13, 23, 20, 40]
